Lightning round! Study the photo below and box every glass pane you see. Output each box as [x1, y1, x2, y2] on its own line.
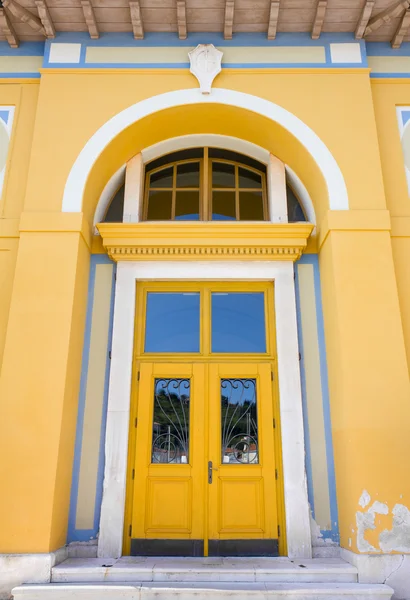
[152, 378, 190, 464]
[145, 292, 200, 352]
[212, 191, 236, 221]
[212, 292, 266, 353]
[239, 167, 262, 189]
[177, 162, 200, 188]
[150, 166, 173, 188]
[287, 185, 307, 222]
[175, 191, 200, 221]
[221, 378, 258, 464]
[212, 162, 235, 188]
[239, 191, 264, 221]
[147, 190, 172, 220]
[103, 184, 124, 222]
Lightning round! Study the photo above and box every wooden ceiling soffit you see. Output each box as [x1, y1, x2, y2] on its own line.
[177, 0, 187, 40]
[364, 0, 409, 35]
[129, 0, 144, 40]
[81, 0, 99, 39]
[392, 7, 410, 47]
[224, 0, 235, 40]
[355, 0, 374, 39]
[268, 1, 280, 40]
[312, 0, 327, 40]
[35, 0, 55, 38]
[0, 8, 19, 47]
[96, 222, 315, 263]
[2, 0, 44, 33]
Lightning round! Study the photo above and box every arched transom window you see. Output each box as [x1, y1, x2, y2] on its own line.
[102, 148, 307, 224]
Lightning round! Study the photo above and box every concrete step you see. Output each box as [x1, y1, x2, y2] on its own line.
[50, 557, 358, 584]
[12, 581, 394, 600]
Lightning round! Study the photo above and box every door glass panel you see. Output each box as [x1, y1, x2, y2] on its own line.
[145, 293, 200, 352]
[212, 191, 236, 221]
[175, 190, 200, 220]
[212, 162, 235, 188]
[221, 378, 258, 464]
[152, 378, 190, 463]
[147, 190, 172, 220]
[211, 292, 266, 353]
[239, 191, 264, 221]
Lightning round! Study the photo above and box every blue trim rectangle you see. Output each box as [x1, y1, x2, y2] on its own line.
[67, 254, 116, 543]
[294, 254, 339, 543]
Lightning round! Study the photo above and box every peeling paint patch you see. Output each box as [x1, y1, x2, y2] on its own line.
[356, 499, 389, 553]
[356, 510, 378, 552]
[379, 504, 410, 553]
[359, 490, 371, 508]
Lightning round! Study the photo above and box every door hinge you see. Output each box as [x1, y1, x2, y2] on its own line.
[128, 524, 132, 537]
[278, 525, 281, 537]
[298, 352, 301, 361]
[273, 418, 276, 429]
[275, 468, 278, 480]
[134, 417, 138, 427]
[109, 350, 112, 360]
[271, 371, 274, 381]
[137, 371, 140, 381]
[132, 468, 135, 480]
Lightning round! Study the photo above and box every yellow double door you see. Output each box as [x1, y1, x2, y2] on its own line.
[127, 360, 280, 557]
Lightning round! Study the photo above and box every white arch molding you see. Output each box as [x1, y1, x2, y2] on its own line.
[93, 135, 316, 229]
[63, 88, 348, 213]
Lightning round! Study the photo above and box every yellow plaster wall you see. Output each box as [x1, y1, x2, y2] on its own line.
[0, 226, 90, 552]
[319, 227, 410, 553]
[1, 68, 408, 555]
[0, 81, 39, 370]
[371, 80, 410, 373]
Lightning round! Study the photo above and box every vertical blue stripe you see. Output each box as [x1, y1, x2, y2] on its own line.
[68, 254, 116, 543]
[295, 254, 339, 542]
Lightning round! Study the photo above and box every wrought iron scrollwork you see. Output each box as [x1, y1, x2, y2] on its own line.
[151, 378, 190, 464]
[221, 378, 258, 464]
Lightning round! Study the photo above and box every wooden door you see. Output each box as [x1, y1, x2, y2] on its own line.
[207, 362, 279, 556]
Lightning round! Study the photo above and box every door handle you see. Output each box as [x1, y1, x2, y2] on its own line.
[208, 460, 218, 484]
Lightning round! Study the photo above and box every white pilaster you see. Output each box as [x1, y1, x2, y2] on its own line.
[267, 154, 288, 223]
[123, 153, 143, 223]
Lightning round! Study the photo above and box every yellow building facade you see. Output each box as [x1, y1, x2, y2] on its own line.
[0, 31, 410, 600]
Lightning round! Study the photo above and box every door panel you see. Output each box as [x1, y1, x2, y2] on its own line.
[131, 363, 206, 554]
[130, 362, 278, 556]
[208, 363, 278, 555]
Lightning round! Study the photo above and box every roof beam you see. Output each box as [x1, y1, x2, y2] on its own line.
[35, 0, 55, 38]
[224, 0, 234, 40]
[176, 0, 187, 40]
[392, 7, 410, 47]
[2, 0, 44, 33]
[0, 8, 19, 47]
[129, 0, 144, 39]
[268, 0, 280, 40]
[365, 0, 409, 36]
[81, 0, 99, 39]
[312, 0, 327, 40]
[355, 0, 374, 39]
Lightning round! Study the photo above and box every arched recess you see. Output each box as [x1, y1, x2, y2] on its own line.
[62, 88, 348, 226]
[93, 135, 316, 229]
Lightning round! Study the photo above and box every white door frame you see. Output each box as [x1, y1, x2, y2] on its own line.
[97, 260, 312, 559]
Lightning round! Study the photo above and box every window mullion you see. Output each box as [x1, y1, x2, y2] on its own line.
[172, 164, 177, 220]
[235, 165, 240, 220]
[203, 148, 209, 221]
